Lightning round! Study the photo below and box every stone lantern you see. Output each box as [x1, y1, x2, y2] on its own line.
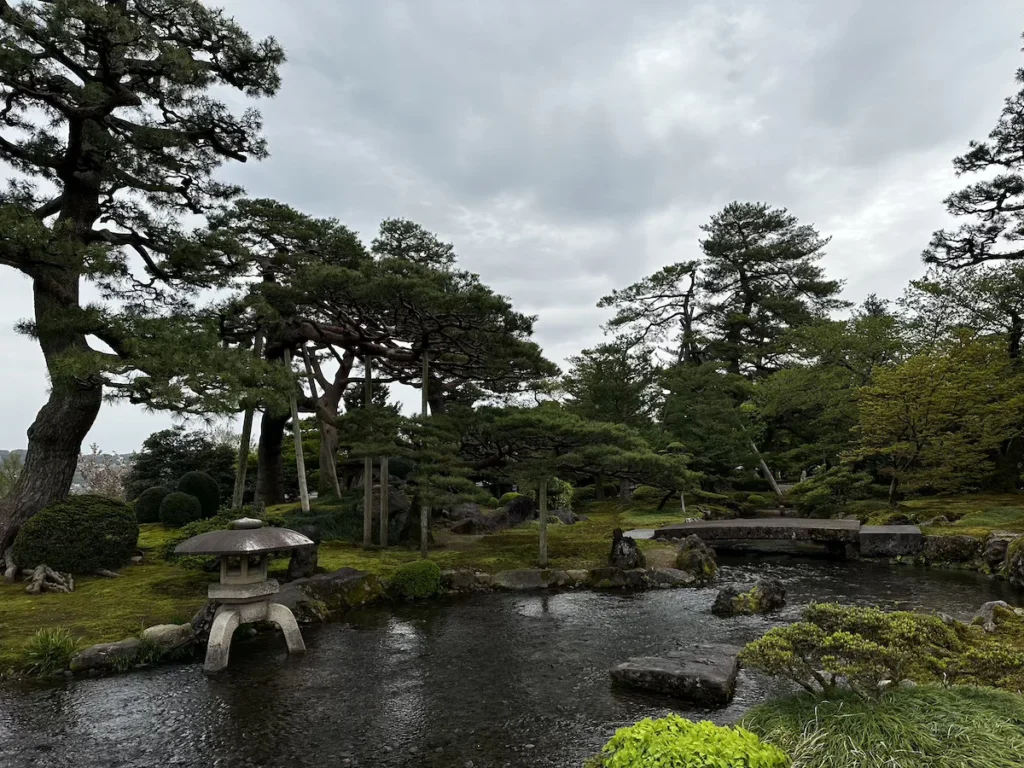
[174, 517, 314, 674]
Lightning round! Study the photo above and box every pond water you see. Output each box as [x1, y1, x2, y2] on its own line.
[0, 557, 1017, 768]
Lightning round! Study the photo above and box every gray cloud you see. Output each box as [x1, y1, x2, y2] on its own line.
[1, 0, 1022, 451]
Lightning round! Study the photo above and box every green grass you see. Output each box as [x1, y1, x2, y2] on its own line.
[832, 493, 1024, 538]
[743, 686, 1024, 768]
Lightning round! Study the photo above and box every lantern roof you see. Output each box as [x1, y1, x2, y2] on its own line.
[174, 518, 314, 556]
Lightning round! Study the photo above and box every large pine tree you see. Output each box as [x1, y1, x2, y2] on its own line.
[0, 1, 283, 553]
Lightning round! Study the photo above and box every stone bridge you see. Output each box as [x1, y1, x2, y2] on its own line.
[641, 518, 922, 557]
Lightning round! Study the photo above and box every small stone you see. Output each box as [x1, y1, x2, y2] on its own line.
[435, 747, 443, 753]
[465, 762, 475, 768]
[524, 744, 535, 750]
[408, 746, 418, 754]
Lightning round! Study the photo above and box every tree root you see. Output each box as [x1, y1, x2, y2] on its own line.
[3, 547, 17, 584]
[23, 564, 74, 594]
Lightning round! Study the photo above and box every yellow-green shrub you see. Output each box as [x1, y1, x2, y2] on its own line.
[390, 560, 441, 599]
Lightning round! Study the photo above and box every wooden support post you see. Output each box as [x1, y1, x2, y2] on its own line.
[232, 331, 263, 509]
[420, 353, 429, 559]
[284, 349, 310, 514]
[302, 347, 342, 498]
[363, 356, 373, 547]
[538, 478, 549, 568]
[380, 455, 389, 547]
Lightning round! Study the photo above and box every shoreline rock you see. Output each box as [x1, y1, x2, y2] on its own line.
[610, 644, 742, 708]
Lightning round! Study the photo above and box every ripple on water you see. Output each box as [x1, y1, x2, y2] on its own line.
[0, 558, 1016, 768]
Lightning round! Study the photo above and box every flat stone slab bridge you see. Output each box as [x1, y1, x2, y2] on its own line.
[631, 518, 923, 557]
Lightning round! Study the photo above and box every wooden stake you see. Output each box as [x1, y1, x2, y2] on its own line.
[284, 349, 310, 514]
[232, 331, 263, 509]
[538, 478, 548, 567]
[380, 455, 389, 547]
[363, 356, 374, 547]
[420, 353, 429, 559]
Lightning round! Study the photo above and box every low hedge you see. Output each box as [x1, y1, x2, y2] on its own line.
[13, 495, 138, 574]
[390, 560, 441, 599]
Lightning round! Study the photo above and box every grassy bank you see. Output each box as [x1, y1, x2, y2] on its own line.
[0, 500, 679, 670]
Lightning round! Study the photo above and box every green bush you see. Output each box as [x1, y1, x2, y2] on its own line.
[13, 495, 138, 574]
[485, 496, 499, 508]
[743, 686, 1024, 768]
[747, 493, 770, 507]
[594, 715, 789, 768]
[135, 485, 170, 523]
[740, 603, 962, 696]
[390, 560, 441, 599]
[176, 470, 220, 518]
[23, 627, 80, 676]
[631, 485, 666, 504]
[159, 491, 203, 528]
[498, 492, 527, 506]
[571, 485, 596, 505]
[789, 467, 877, 517]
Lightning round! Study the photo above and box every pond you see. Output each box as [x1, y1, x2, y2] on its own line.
[0, 557, 1017, 768]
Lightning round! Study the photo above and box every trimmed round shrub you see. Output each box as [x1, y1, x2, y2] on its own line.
[135, 485, 170, 524]
[631, 485, 666, 503]
[159, 491, 203, 528]
[498, 492, 527, 506]
[747, 493, 770, 507]
[485, 496, 500, 508]
[390, 560, 441, 600]
[13, 495, 138, 574]
[176, 470, 220, 518]
[594, 715, 789, 768]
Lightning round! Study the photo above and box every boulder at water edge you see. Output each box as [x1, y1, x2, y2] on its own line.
[712, 577, 786, 617]
[287, 524, 321, 580]
[610, 644, 742, 708]
[674, 535, 717, 585]
[1007, 539, 1024, 588]
[609, 528, 646, 570]
[921, 535, 983, 564]
[983, 533, 1020, 571]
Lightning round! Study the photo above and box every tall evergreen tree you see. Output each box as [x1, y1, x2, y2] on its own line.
[0, 0, 283, 552]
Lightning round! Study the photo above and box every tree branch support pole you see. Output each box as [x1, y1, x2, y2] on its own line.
[363, 356, 374, 548]
[379, 456, 389, 547]
[538, 478, 549, 567]
[302, 347, 342, 498]
[232, 331, 264, 509]
[420, 353, 429, 559]
[748, 438, 783, 498]
[284, 349, 310, 514]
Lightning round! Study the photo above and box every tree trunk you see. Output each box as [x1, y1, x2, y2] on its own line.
[990, 437, 1024, 492]
[595, 476, 605, 501]
[888, 474, 899, 508]
[619, 476, 631, 501]
[379, 456, 389, 547]
[285, 351, 310, 514]
[538, 478, 549, 567]
[0, 272, 103, 552]
[232, 331, 264, 509]
[318, 421, 342, 498]
[256, 410, 289, 507]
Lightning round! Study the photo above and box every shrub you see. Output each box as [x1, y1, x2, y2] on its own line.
[740, 603, 962, 696]
[594, 715, 789, 768]
[390, 560, 441, 599]
[571, 485, 596, 505]
[631, 485, 666, 504]
[161, 513, 232, 568]
[743, 686, 1024, 768]
[789, 467, 876, 517]
[498, 492, 527, 506]
[747, 493, 770, 507]
[13, 495, 138, 574]
[23, 627, 80, 676]
[485, 496, 499, 508]
[176, 470, 220, 518]
[159, 491, 203, 528]
[135, 485, 170, 523]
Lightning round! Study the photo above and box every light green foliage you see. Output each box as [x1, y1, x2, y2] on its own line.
[0, 452, 23, 500]
[596, 715, 789, 768]
[852, 336, 1024, 499]
[13, 495, 138, 574]
[746, 494, 769, 506]
[499, 492, 527, 506]
[175, 471, 220, 518]
[22, 627, 79, 676]
[740, 603, 962, 696]
[743, 686, 1024, 768]
[159, 492, 203, 529]
[485, 497, 499, 508]
[631, 485, 666, 503]
[389, 560, 441, 600]
[135, 486, 171, 524]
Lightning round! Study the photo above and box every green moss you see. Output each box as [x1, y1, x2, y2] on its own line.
[498, 492, 527, 506]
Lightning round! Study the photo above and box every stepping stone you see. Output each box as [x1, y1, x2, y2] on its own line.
[610, 644, 741, 708]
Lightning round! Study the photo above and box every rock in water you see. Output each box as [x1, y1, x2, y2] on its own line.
[972, 601, 1023, 633]
[609, 528, 646, 569]
[141, 623, 194, 651]
[674, 535, 717, 584]
[922, 535, 983, 563]
[287, 525, 321, 580]
[70, 638, 141, 673]
[712, 577, 786, 616]
[983, 533, 1020, 571]
[609, 644, 741, 708]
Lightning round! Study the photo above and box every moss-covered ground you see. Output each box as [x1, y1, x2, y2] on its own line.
[0, 500, 679, 670]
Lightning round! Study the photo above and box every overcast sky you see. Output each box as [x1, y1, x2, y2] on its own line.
[1, 0, 1022, 453]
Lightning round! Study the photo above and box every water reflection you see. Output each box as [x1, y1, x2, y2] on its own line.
[0, 559, 1016, 768]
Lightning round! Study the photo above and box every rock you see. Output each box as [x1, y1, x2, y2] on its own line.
[95, 569, 119, 578]
[922, 535, 983, 563]
[589, 566, 627, 588]
[922, 516, 950, 527]
[140, 623, 194, 651]
[495, 497, 538, 528]
[275, 567, 386, 624]
[475, 572, 494, 588]
[448, 502, 483, 521]
[491, 569, 570, 590]
[565, 569, 590, 586]
[859, 525, 924, 558]
[972, 600, 1021, 633]
[624, 569, 649, 589]
[674, 535, 717, 584]
[609, 644, 742, 707]
[609, 528, 646, 569]
[70, 638, 141, 673]
[550, 508, 577, 525]
[130, 555, 143, 565]
[1008, 539, 1024, 587]
[449, 518, 486, 535]
[983, 533, 1021, 571]
[441, 569, 480, 591]
[287, 525, 321, 580]
[712, 577, 786, 617]
[648, 567, 697, 587]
